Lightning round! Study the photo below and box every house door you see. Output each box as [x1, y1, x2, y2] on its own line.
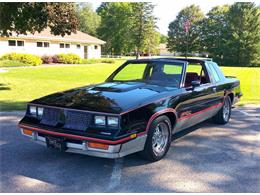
[84, 46, 88, 59]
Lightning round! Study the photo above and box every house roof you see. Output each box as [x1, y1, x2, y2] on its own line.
[10, 28, 106, 45]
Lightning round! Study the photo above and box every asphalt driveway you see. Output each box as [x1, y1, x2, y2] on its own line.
[0, 105, 259, 192]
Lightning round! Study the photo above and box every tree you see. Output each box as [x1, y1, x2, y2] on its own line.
[131, 2, 158, 57]
[76, 3, 101, 36]
[167, 5, 205, 55]
[226, 2, 260, 66]
[160, 34, 168, 44]
[0, 2, 78, 36]
[97, 2, 134, 55]
[201, 5, 230, 63]
[141, 31, 161, 55]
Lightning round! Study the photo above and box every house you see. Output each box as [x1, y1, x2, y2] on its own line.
[159, 43, 173, 56]
[0, 28, 105, 59]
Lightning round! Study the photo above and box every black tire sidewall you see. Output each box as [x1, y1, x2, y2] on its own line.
[223, 96, 231, 123]
[143, 115, 172, 161]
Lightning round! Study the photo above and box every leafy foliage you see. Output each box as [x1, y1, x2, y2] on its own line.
[97, 2, 159, 56]
[97, 2, 134, 55]
[168, 2, 260, 66]
[131, 2, 158, 56]
[0, 60, 32, 67]
[167, 5, 205, 54]
[81, 58, 116, 64]
[76, 3, 101, 36]
[225, 3, 260, 66]
[160, 34, 168, 44]
[200, 5, 230, 63]
[57, 53, 82, 64]
[1, 53, 42, 66]
[0, 2, 78, 36]
[41, 56, 53, 64]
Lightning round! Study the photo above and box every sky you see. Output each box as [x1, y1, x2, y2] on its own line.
[90, 0, 260, 35]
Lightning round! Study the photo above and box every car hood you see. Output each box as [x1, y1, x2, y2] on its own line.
[31, 82, 180, 114]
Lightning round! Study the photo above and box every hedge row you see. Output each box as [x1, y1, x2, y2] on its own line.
[1, 53, 42, 66]
[0, 53, 116, 67]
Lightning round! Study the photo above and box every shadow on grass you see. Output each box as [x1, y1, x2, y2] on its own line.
[0, 83, 11, 90]
[0, 100, 27, 111]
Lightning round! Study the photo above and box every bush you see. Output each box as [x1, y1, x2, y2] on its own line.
[56, 53, 82, 64]
[52, 55, 59, 63]
[0, 60, 32, 67]
[1, 53, 42, 66]
[41, 55, 53, 64]
[81, 58, 115, 64]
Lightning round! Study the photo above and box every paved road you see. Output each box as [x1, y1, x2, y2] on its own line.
[0, 106, 259, 192]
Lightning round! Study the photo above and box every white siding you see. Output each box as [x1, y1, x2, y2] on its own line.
[87, 45, 101, 59]
[0, 39, 101, 59]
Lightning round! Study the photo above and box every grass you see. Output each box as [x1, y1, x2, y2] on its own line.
[0, 60, 259, 111]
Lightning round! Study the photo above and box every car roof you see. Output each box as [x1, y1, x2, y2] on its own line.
[126, 57, 213, 64]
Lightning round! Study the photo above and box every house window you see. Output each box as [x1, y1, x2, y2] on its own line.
[60, 43, 65, 48]
[8, 40, 16, 46]
[65, 44, 70, 48]
[37, 42, 43, 47]
[44, 42, 49, 47]
[77, 44, 81, 49]
[17, 41, 24, 47]
[37, 42, 49, 47]
[94, 45, 98, 49]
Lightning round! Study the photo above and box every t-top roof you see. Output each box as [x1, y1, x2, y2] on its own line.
[127, 57, 213, 64]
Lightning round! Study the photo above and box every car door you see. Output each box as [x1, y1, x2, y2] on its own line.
[173, 61, 223, 133]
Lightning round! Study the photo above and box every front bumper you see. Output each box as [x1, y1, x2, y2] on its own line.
[20, 128, 147, 158]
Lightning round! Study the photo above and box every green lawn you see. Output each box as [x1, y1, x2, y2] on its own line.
[0, 61, 259, 111]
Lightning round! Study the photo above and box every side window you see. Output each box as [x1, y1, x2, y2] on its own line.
[163, 64, 182, 74]
[185, 63, 210, 87]
[207, 64, 221, 83]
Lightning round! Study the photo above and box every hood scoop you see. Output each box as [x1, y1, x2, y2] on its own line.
[91, 82, 146, 93]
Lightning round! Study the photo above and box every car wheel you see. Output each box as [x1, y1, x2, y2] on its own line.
[212, 96, 231, 124]
[140, 115, 172, 161]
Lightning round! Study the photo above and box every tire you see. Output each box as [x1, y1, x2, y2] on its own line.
[212, 96, 231, 124]
[140, 115, 172, 161]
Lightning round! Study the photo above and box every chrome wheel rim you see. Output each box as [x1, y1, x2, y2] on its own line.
[223, 99, 230, 121]
[152, 122, 169, 156]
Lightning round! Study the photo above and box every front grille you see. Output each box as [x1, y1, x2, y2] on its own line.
[40, 107, 91, 131]
[63, 110, 91, 131]
[40, 107, 61, 126]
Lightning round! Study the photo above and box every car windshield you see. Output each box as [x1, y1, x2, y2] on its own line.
[108, 61, 184, 87]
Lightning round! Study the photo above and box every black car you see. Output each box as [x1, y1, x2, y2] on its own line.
[19, 58, 242, 161]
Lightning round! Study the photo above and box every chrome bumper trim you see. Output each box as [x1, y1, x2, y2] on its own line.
[28, 131, 147, 158]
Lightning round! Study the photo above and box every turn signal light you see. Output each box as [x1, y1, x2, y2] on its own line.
[130, 134, 137, 139]
[23, 129, 33, 136]
[88, 142, 109, 150]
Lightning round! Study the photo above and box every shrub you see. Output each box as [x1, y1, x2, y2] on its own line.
[57, 53, 82, 64]
[1, 53, 42, 66]
[81, 58, 115, 64]
[41, 55, 53, 64]
[52, 55, 59, 63]
[0, 60, 32, 67]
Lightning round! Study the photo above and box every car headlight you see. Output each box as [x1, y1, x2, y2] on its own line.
[29, 106, 37, 115]
[29, 106, 44, 118]
[37, 107, 44, 117]
[94, 116, 106, 126]
[107, 116, 119, 127]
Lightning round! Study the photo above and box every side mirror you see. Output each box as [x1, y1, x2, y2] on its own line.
[191, 80, 200, 88]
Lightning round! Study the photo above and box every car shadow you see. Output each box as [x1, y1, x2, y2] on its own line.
[0, 108, 259, 192]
